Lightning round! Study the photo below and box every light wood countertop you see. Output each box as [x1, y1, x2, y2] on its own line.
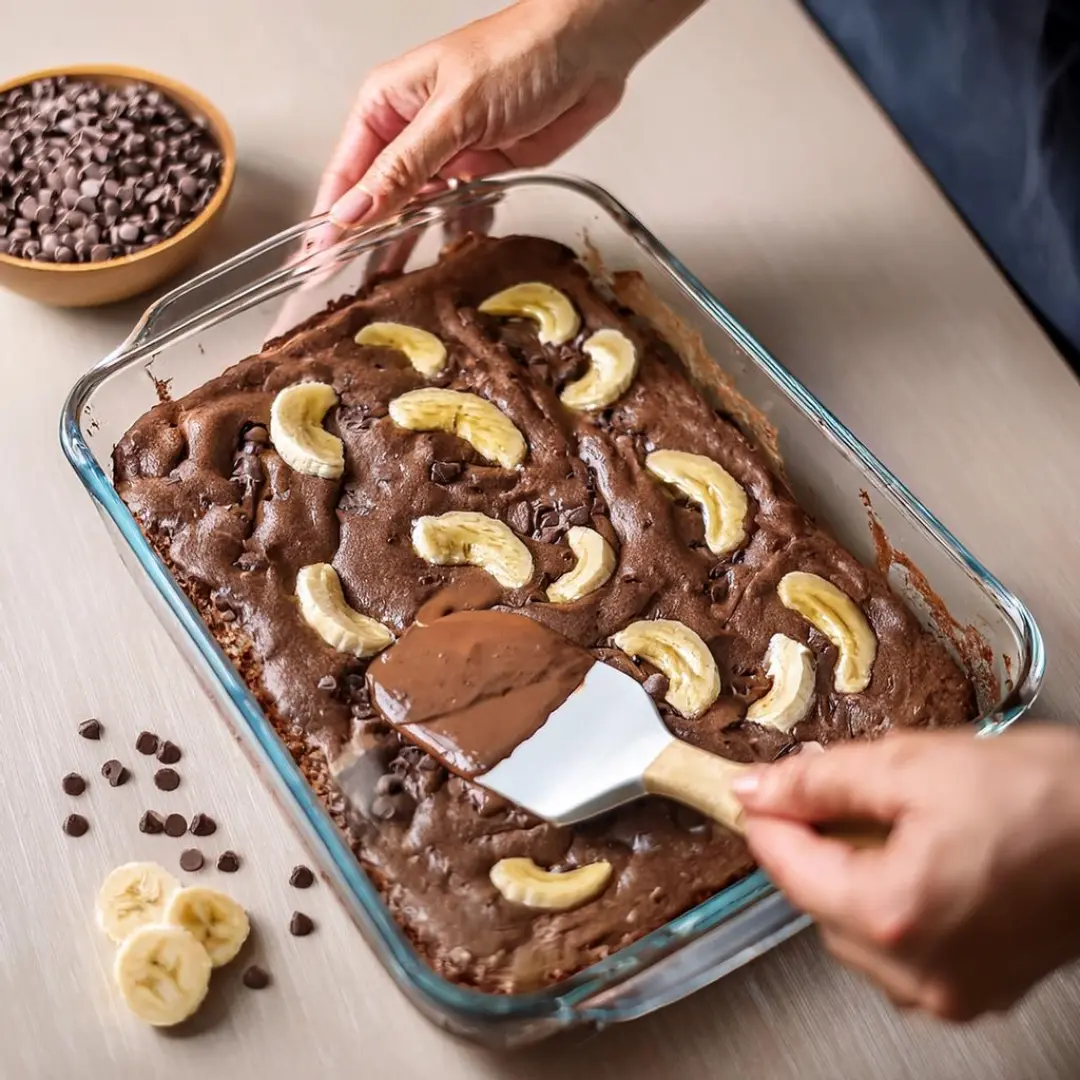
[2, 2, 1079, 1077]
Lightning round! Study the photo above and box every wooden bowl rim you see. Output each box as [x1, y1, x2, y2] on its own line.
[0, 63, 236, 276]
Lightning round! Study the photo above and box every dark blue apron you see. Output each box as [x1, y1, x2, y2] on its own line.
[804, 0, 1080, 365]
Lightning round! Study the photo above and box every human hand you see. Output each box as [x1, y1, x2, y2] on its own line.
[733, 726, 1080, 1020]
[313, 0, 704, 227]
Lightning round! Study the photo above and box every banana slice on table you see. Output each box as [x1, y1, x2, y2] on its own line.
[478, 282, 581, 346]
[389, 388, 526, 469]
[612, 619, 721, 719]
[560, 329, 638, 412]
[412, 511, 534, 589]
[546, 526, 616, 603]
[490, 857, 612, 911]
[296, 562, 395, 658]
[113, 924, 212, 1027]
[645, 449, 748, 557]
[164, 886, 250, 968]
[269, 381, 344, 479]
[355, 322, 447, 377]
[746, 633, 816, 732]
[96, 861, 180, 944]
[778, 571, 877, 693]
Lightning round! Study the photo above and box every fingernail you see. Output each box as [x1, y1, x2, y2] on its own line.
[732, 769, 763, 800]
[329, 186, 374, 227]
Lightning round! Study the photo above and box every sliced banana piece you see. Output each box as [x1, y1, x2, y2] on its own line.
[96, 862, 180, 944]
[612, 619, 721, 719]
[412, 511, 533, 589]
[389, 388, 526, 469]
[778, 571, 877, 693]
[546, 526, 616, 603]
[296, 562, 395, 658]
[113, 924, 212, 1027]
[645, 449, 749, 557]
[478, 281, 581, 346]
[560, 329, 638, 411]
[269, 381, 344, 479]
[355, 321, 447, 377]
[164, 886, 250, 968]
[746, 633, 816, 732]
[490, 857, 612, 910]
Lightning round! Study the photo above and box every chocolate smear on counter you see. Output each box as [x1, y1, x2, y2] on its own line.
[63, 814, 89, 837]
[289, 911, 315, 937]
[217, 850, 240, 873]
[242, 965, 270, 989]
[139, 810, 165, 834]
[101, 760, 129, 787]
[156, 740, 182, 765]
[154, 767, 180, 791]
[62, 773, 86, 796]
[179, 848, 204, 872]
[77, 719, 102, 740]
[288, 865, 314, 889]
[367, 609, 592, 778]
[135, 731, 159, 755]
[164, 813, 188, 837]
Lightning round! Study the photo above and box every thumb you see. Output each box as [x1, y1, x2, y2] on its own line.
[331, 99, 467, 225]
[732, 738, 919, 824]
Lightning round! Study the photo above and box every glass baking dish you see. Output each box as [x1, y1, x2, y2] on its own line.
[60, 173, 1044, 1047]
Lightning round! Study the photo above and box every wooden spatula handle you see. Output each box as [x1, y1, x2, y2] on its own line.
[643, 741, 889, 848]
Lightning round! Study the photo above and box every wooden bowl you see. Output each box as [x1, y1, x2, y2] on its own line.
[0, 64, 236, 308]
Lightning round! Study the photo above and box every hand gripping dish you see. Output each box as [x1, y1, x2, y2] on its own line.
[61, 174, 1043, 1048]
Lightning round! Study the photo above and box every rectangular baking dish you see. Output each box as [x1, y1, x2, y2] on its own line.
[60, 173, 1044, 1047]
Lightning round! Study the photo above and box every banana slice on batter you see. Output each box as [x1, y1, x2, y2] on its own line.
[355, 322, 447, 377]
[746, 633, 816, 731]
[560, 329, 638, 411]
[269, 381, 344, 479]
[412, 511, 534, 589]
[546, 526, 616, 603]
[296, 562, 395, 658]
[478, 282, 581, 346]
[490, 857, 612, 910]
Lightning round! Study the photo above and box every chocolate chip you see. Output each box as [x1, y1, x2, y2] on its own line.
[429, 460, 463, 484]
[139, 810, 165, 834]
[189, 813, 216, 837]
[154, 767, 180, 791]
[62, 772, 86, 796]
[242, 965, 270, 989]
[63, 813, 89, 837]
[179, 848, 204, 872]
[506, 501, 533, 535]
[217, 850, 241, 873]
[317, 675, 337, 692]
[245, 424, 269, 445]
[642, 673, 670, 700]
[156, 740, 181, 765]
[288, 911, 315, 937]
[164, 813, 187, 837]
[537, 526, 563, 545]
[537, 509, 562, 530]
[288, 865, 314, 889]
[709, 579, 729, 604]
[564, 505, 591, 527]
[101, 759, 129, 787]
[135, 730, 159, 755]
[77, 718, 102, 740]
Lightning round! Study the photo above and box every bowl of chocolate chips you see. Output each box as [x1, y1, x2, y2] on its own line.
[0, 65, 235, 307]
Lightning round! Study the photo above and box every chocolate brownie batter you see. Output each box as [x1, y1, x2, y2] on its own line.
[113, 234, 976, 993]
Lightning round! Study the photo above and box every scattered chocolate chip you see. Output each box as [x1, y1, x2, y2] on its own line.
[506, 501, 533, 535]
[189, 813, 217, 837]
[317, 675, 337, 692]
[642, 673, 670, 700]
[61, 772, 86, 796]
[78, 718, 102, 740]
[101, 759, 129, 787]
[289, 911, 315, 937]
[709, 579, 729, 604]
[537, 509, 562, 530]
[63, 813, 89, 837]
[242, 964, 270, 989]
[154, 767, 180, 791]
[537, 526, 563, 545]
[135, 731, 159, 755]
[179, 848, 204, 872]
[139, 810, 165, 834]
[164, 813, 187, 837]
[288, 865, 315, 889]
[429, 460, 463, 484]
[245, 424, 269, 445]
[156, 740, 181, 765]
[217, 850, 241, 873]
[564, 505, 591, 527]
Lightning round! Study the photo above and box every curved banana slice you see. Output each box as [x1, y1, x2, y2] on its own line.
[296, 563, 395, 658]
[96, 862, 180, 944]
[490, 857, 612, 910]
[114, 924, 212, 1026]
[355, 321, 447, 377]
[612, 619, 721, 719]
[746, 633, 816, 732]
[778, 571, 877, 693]
[164, 886, 250, 968]
[546, 526, 616, 603]
[269, 381, 344, 479]
[645, 449, 748, 556]
[389, 388, 526, 469]
[560, 329, 639, 411]
[478, 282, 581, 346]
[412, 511, 533, 589]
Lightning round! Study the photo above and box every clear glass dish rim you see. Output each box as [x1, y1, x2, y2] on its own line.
[59, 171, 1046, 1024]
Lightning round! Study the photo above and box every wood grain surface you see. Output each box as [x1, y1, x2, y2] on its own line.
[2, 2, 1079, 1077]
